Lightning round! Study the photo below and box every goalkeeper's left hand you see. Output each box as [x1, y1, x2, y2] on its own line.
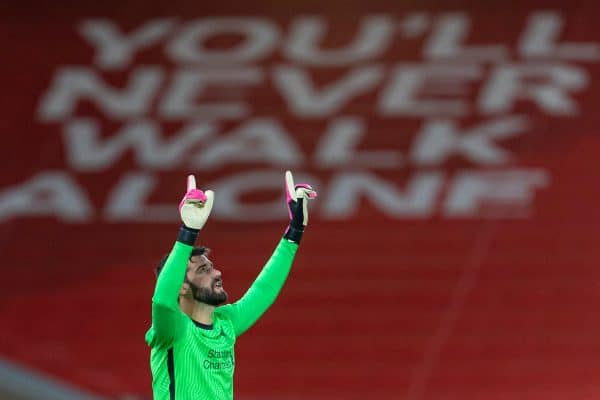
[283, 170, 317, 244]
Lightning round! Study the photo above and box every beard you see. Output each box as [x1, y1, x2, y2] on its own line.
[187, 280, 228, 306]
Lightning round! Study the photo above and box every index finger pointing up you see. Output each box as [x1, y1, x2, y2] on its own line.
[187, 174, 197, 191]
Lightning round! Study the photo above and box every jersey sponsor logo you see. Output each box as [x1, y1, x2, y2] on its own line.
[203, 349, 234, 370]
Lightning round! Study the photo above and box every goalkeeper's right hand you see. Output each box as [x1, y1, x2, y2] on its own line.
[178, 175, 214, 230]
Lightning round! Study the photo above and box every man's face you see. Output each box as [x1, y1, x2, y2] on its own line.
[184, 254, 228, 306]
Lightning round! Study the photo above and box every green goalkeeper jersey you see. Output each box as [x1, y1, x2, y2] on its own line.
[146, 238, 298, 400]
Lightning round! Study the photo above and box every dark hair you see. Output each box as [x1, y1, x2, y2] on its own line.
[155, 246, 210, 278]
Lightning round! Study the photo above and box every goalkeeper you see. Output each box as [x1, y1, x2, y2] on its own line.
[146, 170, 317, 400]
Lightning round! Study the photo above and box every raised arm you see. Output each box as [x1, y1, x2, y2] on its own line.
[218, 170, 317, 336]
[146, 175, 214, 348]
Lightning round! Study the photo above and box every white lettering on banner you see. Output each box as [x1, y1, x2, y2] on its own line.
[284, 16, 395, 66]
[0, 169, 551, 222]
[410, 116, 528, 165]
[63, 119, 215, 171]
[109, 170, 547, 221]
[322, 172, 442, 218]
[379, 63, 482, 116]
[519, 12, 600, 60]
[444, 169, 550, 216]
[25, 12, 600, 222]
[313, 117, 402, 168]
[38, 67, 162, 121]
[0, 172, 93, 222]
[36, 63, 589, 121]
[190, 118, 304, 169]
[273, 65, 383, 117]
[77, 14, 600, 66]
[158, 68, 263, 119]
[79, 19, 176, 69]
[59, 116, 526, 172]
[479, 64, 588, 115]
[166, 18, 279, 64]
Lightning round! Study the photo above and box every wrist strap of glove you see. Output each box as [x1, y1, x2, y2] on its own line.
[177, 225, 200, 245]
[283, 225, 304, 244]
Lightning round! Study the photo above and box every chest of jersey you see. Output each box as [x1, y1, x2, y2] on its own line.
[183, 318, 236, 373]
[168, 316, 237, 399]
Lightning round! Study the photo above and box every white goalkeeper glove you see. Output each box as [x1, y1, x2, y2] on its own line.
[178, 175, 214, 230]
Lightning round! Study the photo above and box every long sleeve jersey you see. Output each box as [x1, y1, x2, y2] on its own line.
[145, 238, 298, 400]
